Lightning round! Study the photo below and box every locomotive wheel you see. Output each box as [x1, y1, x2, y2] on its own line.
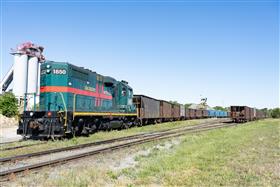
[137, 119, 143, 127]
[122, 123, 129, 129]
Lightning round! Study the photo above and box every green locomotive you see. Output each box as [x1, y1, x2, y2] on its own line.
[17, 61, 137, 138]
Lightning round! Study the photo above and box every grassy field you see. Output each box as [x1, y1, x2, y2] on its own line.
[0, 118, 209, 158]
[120, 119, 279, 186]
[37, 119, 279, 187]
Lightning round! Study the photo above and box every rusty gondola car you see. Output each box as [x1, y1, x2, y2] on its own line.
[172, 104, 180, 120]
[230, 106, 265, 123]
[231, 106, 251, 122]
[195, 109, 203, 119]
[202, 109, 208, 118]
[133, 95, 160, 125]
[160, 100, 173, 121]
[185, 108, 196, 119]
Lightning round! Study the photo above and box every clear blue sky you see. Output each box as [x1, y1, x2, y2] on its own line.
[1, 1, 279, 109]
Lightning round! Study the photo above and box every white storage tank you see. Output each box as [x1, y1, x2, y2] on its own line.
[27, 56, 39, 94]
[13, 54, 28, 98]
[36, 62, 41, 104]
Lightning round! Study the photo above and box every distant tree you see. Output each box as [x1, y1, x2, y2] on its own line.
[260, 108, 270, 117]
[185, 103, 192, 108]
[169, 101, 180, 105]
[0, 92, 18, 117]
[213, 106, 227, 111]
[270, 108, 280, 118]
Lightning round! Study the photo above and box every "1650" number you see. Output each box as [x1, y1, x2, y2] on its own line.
[53, 69, 66, 75]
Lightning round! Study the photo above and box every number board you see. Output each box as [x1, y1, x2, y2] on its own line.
[53, 69, 67, 75]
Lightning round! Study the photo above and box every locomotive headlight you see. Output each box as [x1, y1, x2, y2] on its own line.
[30, 112, 34, 117]
[46, 65, 51, 69]
[46, 69, 51, 74]
[47, 112, 52, 117]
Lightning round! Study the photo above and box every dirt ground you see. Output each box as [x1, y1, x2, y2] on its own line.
[0, 126, 22, 143]
[0, 114, 21, 143]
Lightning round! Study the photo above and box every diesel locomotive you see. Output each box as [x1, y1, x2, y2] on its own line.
[17, 61, 138, 138]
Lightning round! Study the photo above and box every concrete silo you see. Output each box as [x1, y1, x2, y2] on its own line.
[2, 42, 45, 109]
[12, 54, 29, 98]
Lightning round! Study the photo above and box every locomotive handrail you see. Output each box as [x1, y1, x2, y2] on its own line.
[73, 93, 77, 121]
[58, 92, 67, 127]
[23, 92, 37, 112]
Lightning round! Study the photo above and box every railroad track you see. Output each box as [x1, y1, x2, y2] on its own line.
[0, 120, 235, 181]
[0, 119, 227, 152]
[0, 142, 47, 151]
[0, 140, 22, 146]
[0, 119, 226, 163]
[0, 138, 47, 151]
[0, 119, 226, 152]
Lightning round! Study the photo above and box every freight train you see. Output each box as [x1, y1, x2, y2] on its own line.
[16, 61, 259, 139]
[133, 95, 228, 125]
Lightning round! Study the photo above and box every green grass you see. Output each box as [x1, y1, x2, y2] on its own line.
[0, 118, 206, 158]
[121, 119, 280, 186]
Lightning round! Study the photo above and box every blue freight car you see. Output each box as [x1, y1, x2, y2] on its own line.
[217, 111, 228, 118]
[207, 110, 216, 117]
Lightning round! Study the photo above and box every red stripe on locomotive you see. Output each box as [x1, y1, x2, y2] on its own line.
[40, 86, 112, 100]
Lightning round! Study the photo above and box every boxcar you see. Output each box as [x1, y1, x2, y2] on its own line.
[133, 95, 160, 125]
[160, 100, 172, 120]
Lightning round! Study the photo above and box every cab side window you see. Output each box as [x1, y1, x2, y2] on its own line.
[121, 87, 127, 96]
